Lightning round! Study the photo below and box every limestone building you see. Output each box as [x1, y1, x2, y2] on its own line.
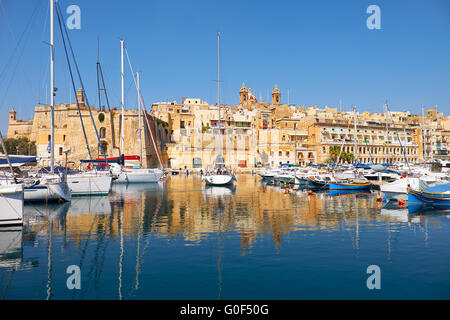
[7, 89, 169, 168]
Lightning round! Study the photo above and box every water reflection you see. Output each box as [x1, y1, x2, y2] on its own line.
[0, 175, 449, 299]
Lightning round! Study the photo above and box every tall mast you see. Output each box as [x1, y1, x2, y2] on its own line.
[120, 40, 125, 156]
[217, 32, 222, 158]
[422, 105, 426, 161]
[353, 106, 357, 164]
[137, 72, 142, 167]
[50, 0, 55, 173]
[385, 101, 389, 163]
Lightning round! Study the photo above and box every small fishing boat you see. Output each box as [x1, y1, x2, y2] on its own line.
[407, 183, 450, 211]
[329, 179, 372, 191]
[307, 174, 331, 189]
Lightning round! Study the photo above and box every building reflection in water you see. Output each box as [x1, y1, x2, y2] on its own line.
[1, 175, 449, 299]
[11, 175, 448, 253]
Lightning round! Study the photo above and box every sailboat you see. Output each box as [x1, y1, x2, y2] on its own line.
[112, 40, 164, 184]
[24, 0, 71, 203]
[329, 107, 372, 191]
[0, 132, 24, 227]
[203, 33, 235, 187]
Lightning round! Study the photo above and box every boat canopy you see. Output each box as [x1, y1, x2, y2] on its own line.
[38, 166, 76, 174]
[280, 163, 300, 167]
[80, 154, 125, 165]
[0, 156, 37, 167]
[423, 183, 450, 194]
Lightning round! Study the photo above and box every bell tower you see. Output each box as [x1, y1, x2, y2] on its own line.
[76, 88, 85, 106]
[239, 82, 249, 104]
[272, 85, 281, 105]
[9, 109, 16, 121]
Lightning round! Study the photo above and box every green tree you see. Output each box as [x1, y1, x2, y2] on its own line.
[3, 137, 36, 155]
[328, 145, 341, 162]
[341, 152, 354, 164]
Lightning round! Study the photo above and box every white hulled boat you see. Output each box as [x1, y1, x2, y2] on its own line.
[23, 1, 71, 203]
[23, 168, 71, 202]
[0, 136, 24, 226]
[67, 171, 112, 196]
[111, 163, 165, 184]
[112, 41, 165, 184]
[380, 177, 428, 201]
[203, 33, 235, 187]
[0, 182, 24, 226]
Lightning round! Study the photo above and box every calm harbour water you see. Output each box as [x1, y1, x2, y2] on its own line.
[1, 174, 449, 300]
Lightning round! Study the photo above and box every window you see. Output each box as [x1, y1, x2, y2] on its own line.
[63, 135, 66, 142]
[59, 147, 63, 156]
[180, 121, 185, 129]
[48, 135, 51, 141]
[279, 151, 282, 157]
[99, 127, 106, 139]
[286, 151, 290, 157]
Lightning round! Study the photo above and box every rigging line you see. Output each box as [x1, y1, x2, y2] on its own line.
[124, 48, 163, 167]
[56, 3, 108, 165]
[0, 0, 41, 82]
[55, 4, 92, 162]
[37, 0, 49, 104]
[97, 62, 117, 149]
[0, 0, 41, 110]
[386, 103, 410, 172]
[0, 0, 42, 104]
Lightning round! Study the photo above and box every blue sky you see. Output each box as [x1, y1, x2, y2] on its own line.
[1, 0, 449, 134]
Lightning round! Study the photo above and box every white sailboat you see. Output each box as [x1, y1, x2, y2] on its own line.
[0, 132, 24, 227]
[25, 0, 71, 203]
[204, 33, 235, 187]
[67, 171, 112, 196]
[113, 40, 164, 184]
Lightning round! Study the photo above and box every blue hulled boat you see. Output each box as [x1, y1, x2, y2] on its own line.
[329, 180, 372, 191]
[407, 183, 450, 211]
